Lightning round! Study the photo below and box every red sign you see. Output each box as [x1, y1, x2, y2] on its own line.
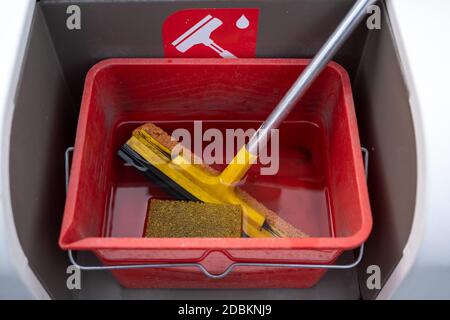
[162, 8, 259, 58]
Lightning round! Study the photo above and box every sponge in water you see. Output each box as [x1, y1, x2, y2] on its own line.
[145, 199, 243, 238]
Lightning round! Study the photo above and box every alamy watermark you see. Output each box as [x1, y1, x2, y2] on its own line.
[65, 262, 383, 290]
[66, 5, 81, 30]
[66, 265, 81, 290]
[170, 121, 280, 176]
[366, 264, 381, 290]
[66, 4, 382, 31]
[367, 5, 381, 30]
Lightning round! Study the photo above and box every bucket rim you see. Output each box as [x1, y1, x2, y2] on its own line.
[59, 58, 372, 253]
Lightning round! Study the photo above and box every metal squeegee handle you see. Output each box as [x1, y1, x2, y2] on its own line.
[64, 148, 368, 279]
[247, 0, 378, 155]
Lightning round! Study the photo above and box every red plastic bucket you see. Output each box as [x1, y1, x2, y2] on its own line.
[60, 58, 372, 288]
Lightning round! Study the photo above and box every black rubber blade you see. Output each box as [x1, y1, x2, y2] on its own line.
[118, 144, 199, 202]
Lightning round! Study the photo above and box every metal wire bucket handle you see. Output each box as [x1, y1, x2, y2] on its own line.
[64, 146, 369, 279]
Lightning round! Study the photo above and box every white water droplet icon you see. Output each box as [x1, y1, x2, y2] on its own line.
[236, 14, 250, 29]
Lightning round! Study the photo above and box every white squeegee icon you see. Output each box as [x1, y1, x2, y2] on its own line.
[172, 15, 237, 58]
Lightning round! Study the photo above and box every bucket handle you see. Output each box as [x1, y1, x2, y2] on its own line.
[64, 146, 369, 279]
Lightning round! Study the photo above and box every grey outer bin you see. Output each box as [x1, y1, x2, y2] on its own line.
[9, 0, 415, 300]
